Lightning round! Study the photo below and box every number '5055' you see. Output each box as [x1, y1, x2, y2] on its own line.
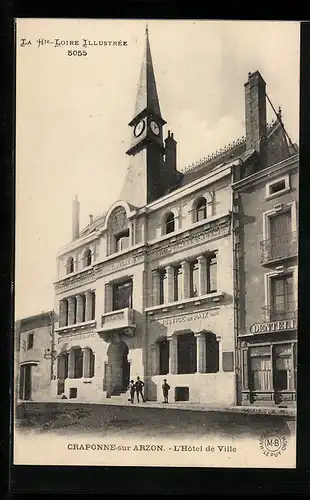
[68, 50, 87, 56]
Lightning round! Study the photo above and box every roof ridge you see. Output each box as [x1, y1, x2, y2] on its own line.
[181, 119, 279, 175]
[181, 135, 246, 174]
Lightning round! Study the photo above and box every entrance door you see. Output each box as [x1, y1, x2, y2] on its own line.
[122, 352, 130, 391]
[273, 344, 294, 404]
[19, 364, 32, 400]
[107, 340, 129, 395]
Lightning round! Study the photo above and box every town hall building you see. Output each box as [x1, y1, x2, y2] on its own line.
[50, 28, 298, 406]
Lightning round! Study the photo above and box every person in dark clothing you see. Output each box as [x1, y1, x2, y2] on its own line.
[162, 379, 170, 403]
[128, 380, 136, 404]
[135, 376, 145, 402]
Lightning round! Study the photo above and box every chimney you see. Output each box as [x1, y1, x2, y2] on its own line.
[244, 71, 267, 168]
[89, 214, 94, 225]
[165, 130, 177, 173]
[72, 195, 80, 240]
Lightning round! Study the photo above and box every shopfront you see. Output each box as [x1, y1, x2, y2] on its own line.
[240, 325, 297, 406]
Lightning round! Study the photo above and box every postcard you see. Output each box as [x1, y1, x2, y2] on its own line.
[14, 18, 299, 468]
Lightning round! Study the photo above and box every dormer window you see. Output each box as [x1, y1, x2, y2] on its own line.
[66, 257, 74, 274]
[165, 212, 175, 234]
[195, 197, 207, 222]
[84, 248, 92, 267]
[115, 230, 130, 252]
[107, 206, 130, 256]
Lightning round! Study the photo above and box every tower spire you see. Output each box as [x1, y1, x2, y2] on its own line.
[130, 23, 163, 124]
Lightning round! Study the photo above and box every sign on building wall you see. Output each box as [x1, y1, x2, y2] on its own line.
[249, 319, 297, 334]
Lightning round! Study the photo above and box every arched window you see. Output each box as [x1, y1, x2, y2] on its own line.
[195, 197, 207, 222]
[165, 212, 175, 234]
[84, 248, 92, 267]
[66, 257, 74, 274]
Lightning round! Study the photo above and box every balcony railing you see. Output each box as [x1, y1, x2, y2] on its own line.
[262, 301, 298, 322]
[99, 307, 136, 336]
[260, 232, 298, 264]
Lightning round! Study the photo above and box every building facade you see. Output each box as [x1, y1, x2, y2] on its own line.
[51, 30, 298, 406]
[232, 72, 299, 406]
[15, 311, 55, 402]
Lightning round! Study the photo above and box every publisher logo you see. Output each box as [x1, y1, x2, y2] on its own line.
[259, 429, 287, 457]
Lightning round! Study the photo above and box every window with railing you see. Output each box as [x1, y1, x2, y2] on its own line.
[261, 209, 297, 263]
[113, 279, 133, 311]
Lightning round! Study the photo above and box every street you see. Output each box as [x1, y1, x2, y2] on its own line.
[15, 401, 296, 440]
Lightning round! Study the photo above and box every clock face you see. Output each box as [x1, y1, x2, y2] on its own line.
[150, 120, 160, 136]
[134, 120, 145, 137]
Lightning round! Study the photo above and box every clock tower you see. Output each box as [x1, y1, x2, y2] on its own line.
[119, 26, 179, 207]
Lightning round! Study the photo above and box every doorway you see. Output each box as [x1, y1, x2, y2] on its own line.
[19, 363, 35, 400]
[107, 340, 130, 395]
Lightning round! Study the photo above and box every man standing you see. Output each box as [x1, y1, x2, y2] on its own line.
[135, 376, 145, 402]
[162, 379, 170, 403]
[128, 380, 136, 404]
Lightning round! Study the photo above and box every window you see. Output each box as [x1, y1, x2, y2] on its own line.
[69, 388, 77, 398]
[173, 265, 183, 301]
[266, 175, 290, 199]
[246, 343, 296, 398]
[270, 180, 285, 195]
[262, 204, 297, 263]
[165, 212, 175, 234]
[195, 197, 207, 222]
[115, 230, 130, 252]
[159, 339, 169, 375]
[89, 351, 95, 378]
[82, 295, 86, 322]
[207, 254, 217, 293]
[189, 260, 199, 297]
[27, 333, 34, 350]
[270, 211, 291, 243]
[66, 257, 74, 274]
[91, 291, 96, 320]
[271, 273, 294, 321]
[159, 269, 167, 305]
[84, 249, 92, 267]
[113, 279, 133, 311]
[249, 345, 272, 391]
[274, 344, 294, 391]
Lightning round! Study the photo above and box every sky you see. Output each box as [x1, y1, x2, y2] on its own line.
[15, 19, 300, 320]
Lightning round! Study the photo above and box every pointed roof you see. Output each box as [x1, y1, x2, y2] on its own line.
[130, 25, 163, 124]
